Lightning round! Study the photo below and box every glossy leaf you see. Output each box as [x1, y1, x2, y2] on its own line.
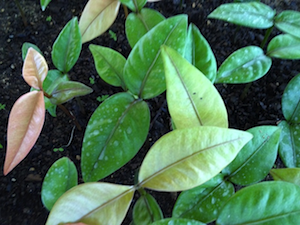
[281, 73, 300, 123]
[216, 181, 300, 224]
[133, 192, 163, 224]
[275, 10, 300, 38]
[162, 45, 228, 129]
[40, 0, 51, 11]
[89, 44, 126, 88]
[79, 0, 121, 43]
[215, 46, 272, 83]
[125, 8, 165, 48]
[50, 81, 93, 105]
[52, 17, 82, 73]
[23, 47, 48, 90]
[42, 70, 69, 116]
[119, 0, 147, 12]
[151, 218, 205, 225]
[4, 91, 45, 175]
[267, 34, 300, 59]
[223, 126, 280, 186]
[208, 2, 275, 29]
[22, 42, 43, 61]
[173, 174, 234, 223]
[81, 92, 150, 182]
[41, 157, 78, 211]
[278, 121, 300, 168]
[138, 126, 252, 192]
[46, 182, 135, 225]
[185, 24, 217, 82]
[270, 168, 300, 186]
[124, 15, 187, 99]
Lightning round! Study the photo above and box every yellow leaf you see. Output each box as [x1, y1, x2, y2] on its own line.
[79, 0, 120, 43]
[46, 183, 135, 225]
[138, 126, 252, 192]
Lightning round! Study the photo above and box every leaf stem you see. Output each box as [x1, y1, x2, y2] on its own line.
[260, 26, 274, 49]
[13, 0, 28, 26]
[58, 104, 82, 131]
[123, 5, 128, 18]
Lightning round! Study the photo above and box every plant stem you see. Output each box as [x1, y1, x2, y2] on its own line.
[260, 26, 274, 49]
[13, 0, 28, 26]
[123, 5, 128, 18]
[58, 104, 82, 131]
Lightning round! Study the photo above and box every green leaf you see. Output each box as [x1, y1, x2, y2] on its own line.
[161, 45, 228, 129]
[22, 42, 43, 61]
[50, 81, 93, 105]
[133, 192, 163, 224]
[281, 73, 300, 123]
[216, 181, 300, 224]
[267, 34, 300, 59]
[125, 8, 165, 48]
[119, 0, 147, 12]
[43, 70, 69, 117]
[41, 157, 78, 211]
[79, 0, 121, 43]
[275, 10, 300, 38]
[123, 14, 187, 99]
[185, 24, 217, 82]
[215, 46, 272, 83]
[81, 92, 150, 182]
[40, 0, 51, 11]
[208, 2, 275, 29]
[89, 44, 126, 89]
[151, 218, 206, 225]
[270, 168, 300, 186]
[52, 17, 82, 73]
[46, 183, 135, 225]
[278, 121, 300, 168]
[138, 126, 252, 192]
[173, 174, 234, 223]
[223, 126, 280, 186]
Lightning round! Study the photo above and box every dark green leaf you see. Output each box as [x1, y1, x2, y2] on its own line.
[123, 15, 187, 99]
[133, 192, 163, 224]
[22, 43, 43, 61]
[267, 34, 300, 59]
[185, 24, 217, 82]
[41, 157, 78, 211]
[278, 121, 300, 168]
[208, 2, 275, 29]
[89, 44, 126, 89]
[217, 181, 300, 224]
[173, 174, 234, 223]
[223, 126, 280, 186]
[81, 92, 150, 182]
[126, 8, 165, 48]
[52, 17, 82, 73]
[216, 46, 272, 83]
[281, 73, 300, 123]
[151, 218, 205, 225]
[50, 81, 93, 105]
[119, 0, 147, 12]
[275, 10, 300, 38]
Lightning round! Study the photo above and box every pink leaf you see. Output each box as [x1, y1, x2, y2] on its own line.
[23, 47, 48, 90]
[4, 91, 45, 175]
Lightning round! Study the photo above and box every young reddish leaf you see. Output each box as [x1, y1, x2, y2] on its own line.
[4, 91, 45, 175]
[79, 0, 121, 43]
[23, 47, 48, 90]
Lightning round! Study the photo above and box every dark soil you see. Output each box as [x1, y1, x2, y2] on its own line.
[0, 0, 299, 224]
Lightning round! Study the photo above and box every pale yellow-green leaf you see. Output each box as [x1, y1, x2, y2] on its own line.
[162, 45, 228, 129]
[79, 0, 120, 43]
[46, 182, 135, 225]
[138, 126, 252, 192]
